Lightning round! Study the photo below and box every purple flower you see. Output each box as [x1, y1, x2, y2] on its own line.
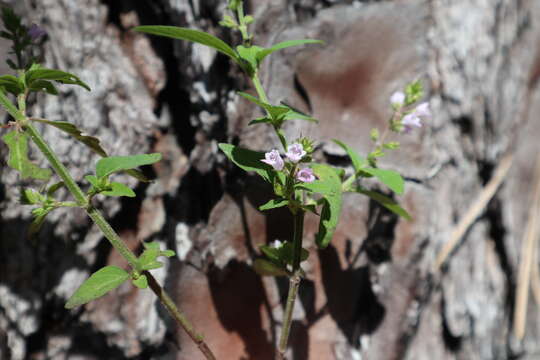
[296, 168, 316, 183]
[261, 149, 284, 170]
[390, 91, 405, 106]
[402, 113, 422, 132]
[28, 24, 47, 40]
[285, 143, 306, 163]
[414, 102, 431, 118]
[401, 102, 431, 132]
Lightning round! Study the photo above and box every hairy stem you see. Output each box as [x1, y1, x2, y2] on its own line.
[278, 210, 305, 359]
[22, 121, 216, 360]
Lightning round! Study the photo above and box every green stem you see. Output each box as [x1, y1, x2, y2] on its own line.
[278, 210, 304, 358]
[252, 72, 269, 103]
[22, 122, 216, 360]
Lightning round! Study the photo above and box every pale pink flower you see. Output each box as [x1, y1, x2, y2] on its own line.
[414, 102, 431, 118]
[402, 113, 422, 132]
[390, 91, 405, 106]
[296, 168, 316, 183]
[285, 143, 306, 163]
[261, 149, 284, 170]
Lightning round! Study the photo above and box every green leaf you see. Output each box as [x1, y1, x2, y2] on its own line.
[132, 274, 148, 289]
[370, 128, 379, 142]
[253, 259, 289, 277]
[28, 208, 51, 238]
[136, 241, 175, 271]
[46, 181, 65, 197]
[31, 119, 107, 157]
[256, 39, 324, 63]
[357, 189, 411, 220]
[299, 164, 342, 248]
[259, 198, 288, 211]
[238, 91, 289, 120]
[280, 102, 318, 123]
[405, 80, 423, 105]
[0, 75, 23, 95]
[0, 86, 24, 121]
[2, 131, 52, 180]
[20, 188, 43, 205]
[95, 153, 162, 179]
[383, 142, 400, 150]
[236, 45, 264, 73]
[65, 266, 129, 309]
[248, 116, 272, 126]
[260, 241, 309, 266]
[102, 182, 135, 197]
[332, 139, 367, 172]
[134, 26, 239, 63]
[28, 80, 59, 95]
[361, 167, 404, 195]
[26, 66, 91, 91]
[218, 143, 273, 182]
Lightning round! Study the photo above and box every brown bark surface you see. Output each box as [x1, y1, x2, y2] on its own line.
[1, 0, 540, 359]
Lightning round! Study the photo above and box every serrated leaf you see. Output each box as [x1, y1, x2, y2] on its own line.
[31, 119, 107, 157]
[332, 139, 367, 172]
[259, 198, 288, 211]
[96, 153, 162, 179]
[362, 167, 404, 195]
[253, 259, 289, 277]
[357, 189, 411, 220]
[132, 274, 148, 289]
[218, 143, 273, 182]
[26, 66, 91, 91]
[65, 266, 129, 309]
[102, 182, 135, 197]
[2, 131, 52, 180]
[134, 26, 239, 63]
[299, 164, 342, 248]
[256, 39, 324, 63]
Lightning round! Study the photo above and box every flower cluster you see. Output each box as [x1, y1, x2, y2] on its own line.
[261, 143, 315, 183]
[390, 91, 431, 132]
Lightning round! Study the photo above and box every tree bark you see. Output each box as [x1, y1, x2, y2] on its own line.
[1, 0, 540, 359]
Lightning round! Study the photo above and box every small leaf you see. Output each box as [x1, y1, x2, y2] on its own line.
[65, 266, 129, 309]
[218, 143, 273, 182]
[332, 139, 367, 172]
[20, 188, 43, 205]
[370, 128, 379, 142]
[248, 116, 272, 126]
[31, 119, 107, 157]
[256, 39, 324, 63]
[279, 242, 309, 265]
[299, 164, 343, 248]
[46, 181, 65, 197]
[2, 131, 52, 180]
[96, 153, 162, 179]
[26, 66, 91, 91]
[0, 75, 23, 95]
[280, 102, 318, 123]
[28, 209, 50, 238]
[237, 91, 289, 120]
[357, 189, 412, 220]
[0, 86, 24, 121]
[85, 174, 100, 188]
[132, 274, 148, 289]
[101, 182, 135, 197]
[236, 45, 264, 73]
[137, 241, 173, 271]
[383, 142, 400, 150]
[259, 198, 288, 211]
[28, 80, 59, 95]
[361, 168, 404, 195]
[134, 26, 239, 63]
[253, 259, 289, 277]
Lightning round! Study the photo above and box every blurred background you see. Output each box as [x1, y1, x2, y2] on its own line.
[1, 0, 540, 359]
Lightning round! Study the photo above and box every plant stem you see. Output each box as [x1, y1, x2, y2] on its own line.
[22, 121, 216, 360]
[277, 210, 305, 359]
[252, 72, 269, 103]
[146, 271, 216, 360]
